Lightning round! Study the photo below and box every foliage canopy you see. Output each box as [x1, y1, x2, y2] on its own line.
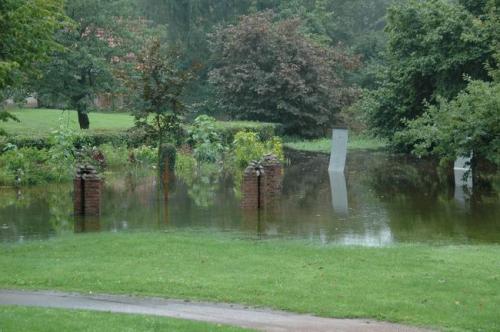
[209, 12, 359, 137]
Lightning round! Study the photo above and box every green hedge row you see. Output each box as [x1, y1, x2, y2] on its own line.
[1, 121, 282, 151]
[2, 130, 147, 150]
[213, 121, 283, 145]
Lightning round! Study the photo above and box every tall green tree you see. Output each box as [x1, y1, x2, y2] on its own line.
[0, 0, 66, 133]
[32, 0, 140, 129]
[396, 3, 500, 165]
[361, 0, 496, 142]
[0, 0, 66, 91]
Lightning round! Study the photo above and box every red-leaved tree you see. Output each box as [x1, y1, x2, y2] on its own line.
[209, 11, 360, 137]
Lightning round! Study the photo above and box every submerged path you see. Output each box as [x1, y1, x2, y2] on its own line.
[0, 290, 430, 332]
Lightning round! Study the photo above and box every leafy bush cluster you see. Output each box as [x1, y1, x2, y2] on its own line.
[188, 115, 225, 163]
[398, 79, 500, 166]
[0, 129, 76, 186]
[232, 131, 284, 170]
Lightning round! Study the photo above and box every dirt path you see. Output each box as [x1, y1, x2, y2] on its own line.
[0, 290, 431, 332]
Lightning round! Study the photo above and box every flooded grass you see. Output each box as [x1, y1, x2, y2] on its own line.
[1, 231, 499, 332]
[0, 305, 251, 332]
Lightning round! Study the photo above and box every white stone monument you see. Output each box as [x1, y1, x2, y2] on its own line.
[454, 155, 473, 206]
[329, 128, 348, 172]
[328, 128, 349, 215]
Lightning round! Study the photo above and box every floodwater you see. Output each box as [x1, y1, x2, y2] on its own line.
[1, 150, 499, 246]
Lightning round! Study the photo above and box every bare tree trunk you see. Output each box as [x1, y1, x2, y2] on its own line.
[77, 103, 90, 129]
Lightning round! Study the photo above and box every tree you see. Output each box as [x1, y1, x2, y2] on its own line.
[32, 0, 139, 129]
[396, 4, 500, 166]
[361, 0, 496, 142]
[133, 38, 194, 144]
[0, 0, 66, 91]
[0, 0, 66, 133]
[208, 12, 359, 137]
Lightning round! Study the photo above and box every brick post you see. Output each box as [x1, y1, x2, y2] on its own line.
[73, 175, 83, 215]
[261, 154, 283, 208]
[74, 165, 104, 217]
[241, 154, 282, 210]
[241, 166, 260, 210]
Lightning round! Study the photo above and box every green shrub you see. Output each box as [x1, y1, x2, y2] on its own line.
[0, 147, 73, 186]
[3, 129, 149, 151]
[131, 145, 158, 165]
[100, 144, 129, 168]
[232, 131, 284, 169]
[189, 115, 225, 162]
[175, 152, 197, 185]
[214, 121, 282, 145]
[398, 80, 500, 166]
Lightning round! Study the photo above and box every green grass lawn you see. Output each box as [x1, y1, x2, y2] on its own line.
[1, 108, 277, 139]
[0, 306, 251, 332]
[285, 136, 387, 152]
[1, 231, 499, 332]
[3, 109, 135, 137]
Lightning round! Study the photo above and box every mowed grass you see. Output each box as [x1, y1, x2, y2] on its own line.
[1, 231, 499, 332]
[1, 108, 277, 138]
[0, 306, 252, 332]
[285, 136, 387, 152]
[3, 109, 135, 137]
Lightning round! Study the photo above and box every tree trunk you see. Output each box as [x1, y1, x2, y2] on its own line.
[77, 104, 90, 129]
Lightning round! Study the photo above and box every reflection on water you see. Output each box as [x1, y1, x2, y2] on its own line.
[1, 151, 499, 246]
[454, 156, 473, 207]
[328, 171, 348, 216]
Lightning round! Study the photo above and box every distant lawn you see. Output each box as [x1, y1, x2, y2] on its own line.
[1, 109, 278, 140]
[0, 306, 251, 332]
[285, 136, 387, 153]
[3, 108, 135, 137]
[1, 231, 499, 331]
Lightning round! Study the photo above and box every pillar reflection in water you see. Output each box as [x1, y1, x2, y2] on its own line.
[454, 155, 472, 207]
[74, 216, 100, 233]
[328, 170, 348, 216]
[159, 170, 173, 226]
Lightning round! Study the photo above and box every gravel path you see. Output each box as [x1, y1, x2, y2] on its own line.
[0, 290, 431, 332]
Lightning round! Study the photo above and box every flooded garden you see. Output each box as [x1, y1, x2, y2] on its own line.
[2, 149, 498, 246]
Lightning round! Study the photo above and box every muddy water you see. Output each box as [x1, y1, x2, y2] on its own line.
[1, 151, 499, 245]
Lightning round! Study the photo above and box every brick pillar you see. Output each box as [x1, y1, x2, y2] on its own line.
[83, 175, 103, 216]
[73, 175, 83, 215]
[74, 165, 104, 216]
[261, 154, 283, 208]
[241, 155, 282, 210]
[241, 166, 260, 210]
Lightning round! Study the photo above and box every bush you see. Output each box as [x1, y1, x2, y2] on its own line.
[189, 115, 225, 163]
[214, 121, 282, 145]
[398, 79, 500, 166]
[175, 152, 197, 185]
[100, 144, 129, 168]
[131, 145, 158, 165]
[232, 131, 284, 169]
[0, 147, 73, 186]
[3, 128, 149, 151]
